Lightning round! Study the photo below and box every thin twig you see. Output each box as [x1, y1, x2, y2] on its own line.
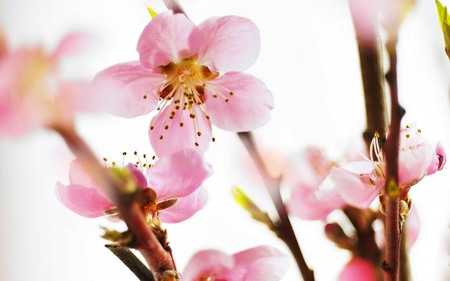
[51, 123, 175, 280]
[238, 132, 315, 281]
[383, 38, 405, 281]
[106, 244, 155, 281]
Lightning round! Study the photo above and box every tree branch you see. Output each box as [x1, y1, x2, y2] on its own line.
[106, 244, 155, 281]
[238, 132, 315, 281]
[51, 124, 175, 280]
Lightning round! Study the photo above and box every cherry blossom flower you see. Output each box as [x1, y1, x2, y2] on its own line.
[0, 33, 91, 136]
[55, 149, 212, 223]
[338, 258, 379, 281]
[287, 125, 446, 218]
[93, 11, 273, 156]
[182, 245, 290, 281]
[285, 146, 346, 220]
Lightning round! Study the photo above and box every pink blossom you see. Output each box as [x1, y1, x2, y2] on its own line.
[285, 147, 346, 220]
[93, 11, 273, 156]
[182, 245, 290, 281]
[56, 149, 212, 223]
[338, 258, 378, 281]
[0, 33, 91, 136]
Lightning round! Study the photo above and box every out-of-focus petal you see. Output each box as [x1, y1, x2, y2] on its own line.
[289, 186, 345, 220]
[137, 11, 195, 69]
[329, 167, 381, 208]
[51, 32, 92, 61]
[204, 72, 273, 132]
[182, 250, 234, 281]
[338, 258, 378, 281]
[92, 61, 162, 117]
[149, 104, 212, 157]
[406, 205, 420, 248]
[56, 81, 94, 116]
[0, 28, 7, 59]
[224, 246, 290, 281]
[190, 16, 260, 73]
[148, 149, 212, 200]
[55, 182, 113, 218]
[126, 164, 148, 188]
[69, 159, 98, 188]
[158, 186, 208, 223]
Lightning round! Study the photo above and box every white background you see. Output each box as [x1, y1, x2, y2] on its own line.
[0, 0, 449, 280]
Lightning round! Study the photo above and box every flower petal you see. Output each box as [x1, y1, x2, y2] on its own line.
[158, 186, 208, 223]
[338, 258, 378, 281]
[147, 149, 213, 200]
[226, 245, 290, 281]
[329, 167, 381, 208]
[55, 182, 113, 218]
[51, 32, 92, 61]
[126, 164, 148, 188]
[92, 61, 162, 117]
[205, 72, 273, 132]
[190, 16, 260, 72]
[289, 187, 345, 220]
[137, 11, 195, 69]
[182, 250, 234, 281]
[149, 104, 212, 157]
[69, 159, 98, 188]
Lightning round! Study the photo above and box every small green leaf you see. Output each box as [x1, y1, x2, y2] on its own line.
[435, 0, 450, 59]
[101, 227, 134, 245]
[232, 186, 275, 230]
[147, 6, 158, 19]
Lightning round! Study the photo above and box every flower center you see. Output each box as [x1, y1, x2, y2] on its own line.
[159, 57, 218, 108]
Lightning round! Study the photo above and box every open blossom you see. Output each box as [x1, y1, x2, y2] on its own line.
[287, 125, 446, 219]
[93, 11, 273, 156]
[55, 149, 212, 223]
[0, 33, 91, 136]
[320, 124, 446, 208]
[182, 245, 290, 281]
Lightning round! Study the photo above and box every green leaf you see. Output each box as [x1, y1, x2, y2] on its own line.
[435, 0, 450, 59]
[232, 186, 275, 230]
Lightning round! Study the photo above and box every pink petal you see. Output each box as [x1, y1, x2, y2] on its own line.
[69, 159, 98, 188]
[189, 16, 260, 73]
[92, 61, 162, 117]
[56, 81, 93, 115]
[137, 11, 195, 69]
[182, 250, 234, 281]
[149, 104, 212, 157]
[126, 164, 148, 188]
[147, 149, 213, 200]
[329, 167, 381, 208]
[406, 205, 420, 248]
[225, 245, 290, 281]
[398, 143, 433, 186]
[55, 182, 113, 218]
[289, 187, 345, 220]
[427, 143, 446, 175]
[338, 258, 378, 281]
[51, 32, 92, 61]
[204, 72, 273, 132]
[158, 186, 208, 223]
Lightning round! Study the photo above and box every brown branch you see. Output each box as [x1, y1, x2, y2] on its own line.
[51, 123, 175, 280]
[106, 244, 155, 281]
[383, 38, 405, 281]
[348, 0, 389, 148]
[238, 132, 315, 281]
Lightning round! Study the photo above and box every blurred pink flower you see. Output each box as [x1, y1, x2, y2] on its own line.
[182, 245, 290, 281]
[56, 149, 212, 223]
[0, 33, 91, 136]
[285, 146, 346, 220]
[93, 11, 273, 156]
[338, 258, 378, 281]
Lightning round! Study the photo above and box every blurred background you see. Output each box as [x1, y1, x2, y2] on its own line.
[0, 0, 449, 280]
